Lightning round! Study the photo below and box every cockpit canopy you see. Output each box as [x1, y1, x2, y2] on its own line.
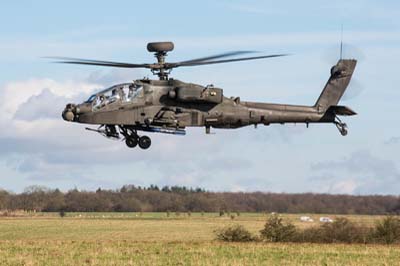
[86, 83, 144, 110]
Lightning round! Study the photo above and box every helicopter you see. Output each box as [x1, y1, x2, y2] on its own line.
[52, 42, 357, 150]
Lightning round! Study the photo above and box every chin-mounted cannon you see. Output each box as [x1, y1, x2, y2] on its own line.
[62, 103, 76, 122]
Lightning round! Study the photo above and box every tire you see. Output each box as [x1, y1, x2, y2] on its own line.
[138, 136, 151, 149]
[125, 137, 138, 148]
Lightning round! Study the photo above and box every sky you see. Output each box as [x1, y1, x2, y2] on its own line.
[0, 0, 399, 194]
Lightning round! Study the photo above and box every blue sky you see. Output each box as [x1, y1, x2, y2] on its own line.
[0, 0, 399, 194]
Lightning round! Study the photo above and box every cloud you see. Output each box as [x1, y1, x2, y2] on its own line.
[225, 1, 400, 26]
[310, 150, 400, 194]
[0, 78, 100, 121]
[0, 69, 331, 193]
[328, 180, 359, 195]
[0, 76, 109, 185]
[0, 73, 256, 191]
[13, 89, 80, 121]
[311, 150, 398, 177]
[385, 137, 400, 145]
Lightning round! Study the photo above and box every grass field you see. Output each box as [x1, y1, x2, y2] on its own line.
[0, 212, 399, 265]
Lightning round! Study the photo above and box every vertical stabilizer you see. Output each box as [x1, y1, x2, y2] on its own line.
[314, 59, 357, 112]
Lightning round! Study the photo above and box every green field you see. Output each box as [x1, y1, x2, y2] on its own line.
[0, 212, 399, 265]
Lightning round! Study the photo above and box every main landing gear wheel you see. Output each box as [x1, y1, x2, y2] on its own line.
[138, 136, 151, 149]
[119, 126, 152, 149]
[125, 137, 138, 148]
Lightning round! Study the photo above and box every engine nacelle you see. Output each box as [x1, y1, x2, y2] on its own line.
[172, 85, 223, 104]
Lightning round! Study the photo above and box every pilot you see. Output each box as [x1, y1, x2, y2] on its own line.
[127, 85, 135, 100]
[110, 88, 121, 103]
[121, 86, 128, 101]
[94, 95, 105, 109]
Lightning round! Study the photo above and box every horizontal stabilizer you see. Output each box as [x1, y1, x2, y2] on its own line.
[327, 105, 357, 116]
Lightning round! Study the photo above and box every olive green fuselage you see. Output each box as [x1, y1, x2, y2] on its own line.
[72, 79, 331, 130]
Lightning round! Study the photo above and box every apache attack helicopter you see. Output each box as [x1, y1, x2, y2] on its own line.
[52, 42, 357, 150]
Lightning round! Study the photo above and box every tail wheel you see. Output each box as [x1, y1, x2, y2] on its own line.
[334, 116, 349, 137]
[125, 137, 138, 148]
[138, 136, 151, 149]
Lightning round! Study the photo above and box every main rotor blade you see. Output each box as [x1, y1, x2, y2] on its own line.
[45, 57, 151, 68]
[177, 51, 258, 64]
[171, 54, 289, 67]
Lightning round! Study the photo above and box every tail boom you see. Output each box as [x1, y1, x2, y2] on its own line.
[240, 59, 357, 135]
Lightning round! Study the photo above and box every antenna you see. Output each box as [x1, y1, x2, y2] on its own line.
[340, 25, 343, 60]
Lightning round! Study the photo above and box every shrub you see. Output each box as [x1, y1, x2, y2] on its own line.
[296, 217, 369, 243]
[372, 216, 400, 244]
[213, 216, 400, 244]
[319, 217, 367, 243]
[219, 210, 224, 217]
[215, 225, 255, 242]
[59, 210, 65, 218]
[295, 226, 324, 243]
[260, 215, 297, 242]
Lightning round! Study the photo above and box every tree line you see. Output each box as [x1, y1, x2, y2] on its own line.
[0, 185, 399, 214]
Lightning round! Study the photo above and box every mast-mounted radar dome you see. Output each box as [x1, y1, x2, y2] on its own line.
[147, 42, 174, 53]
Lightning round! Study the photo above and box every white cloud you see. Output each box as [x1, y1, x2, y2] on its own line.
[225, 0, 400, 26]
[0, 78, 100, 121]
[0, 74, 258, 191]
[13, 89, 73, 121]
[311, 150, 400, 195]
[328, 180, 359, 194]
[385, 137, 400, 145]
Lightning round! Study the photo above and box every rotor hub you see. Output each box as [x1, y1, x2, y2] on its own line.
[147, 42, 175, 80]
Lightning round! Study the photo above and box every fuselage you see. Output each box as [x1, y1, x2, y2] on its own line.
[63, 78, 331, 131]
